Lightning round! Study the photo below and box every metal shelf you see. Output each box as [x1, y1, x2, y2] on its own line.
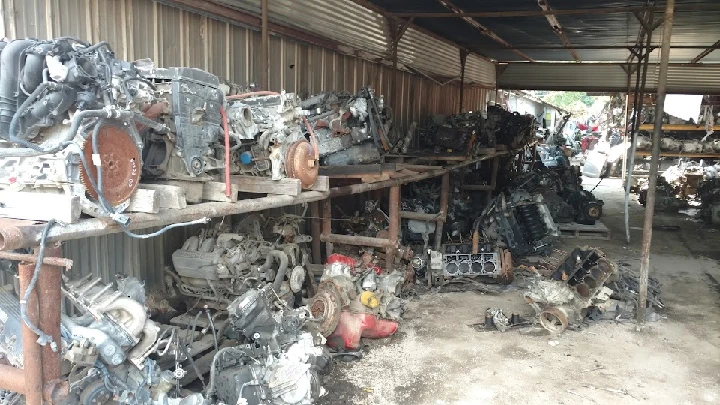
[0, 152, 507, 250]
[634, 150, 720, 158]
[638, 124, 720, 131]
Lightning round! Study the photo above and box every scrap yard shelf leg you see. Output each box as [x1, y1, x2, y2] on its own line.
[434, 173, 450, 251]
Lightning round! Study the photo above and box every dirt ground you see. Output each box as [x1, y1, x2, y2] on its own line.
[319, 177, 720, 405]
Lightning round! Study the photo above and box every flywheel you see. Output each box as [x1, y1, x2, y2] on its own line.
[79, 122, 142, 206]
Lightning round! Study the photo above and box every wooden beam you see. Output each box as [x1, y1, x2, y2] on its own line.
[0, 192, 80, 223]
[230, 175, 302, 196]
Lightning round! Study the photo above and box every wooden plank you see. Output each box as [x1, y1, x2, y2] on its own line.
[638, 123, 720, 131]
[634, 150, 720, 158]
[151, 180, 204, 203]
[138, 184, 187, 209]
[202, 181, 239, 202]
[0, 192, 80, 223]
[476, 147, 496, 155]
[319, 163, 397, 176]
[307, 175, 329, 192]
[126, 189, 160, 213]
[230, 175, 301, 196]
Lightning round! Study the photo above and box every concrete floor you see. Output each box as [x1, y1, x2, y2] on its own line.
[320, 178, 720, 405]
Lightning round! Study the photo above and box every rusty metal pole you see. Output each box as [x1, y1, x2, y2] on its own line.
[386, 185, 400, 271]
[0, 364, 26, 393]
[37, 244, 64, 402]
[434, 173, 450, 250]
[310, 201, 322, 264]
[322, 198, 333, 257]
[459, 50, 468, 114]
[638, 0, 674, 324]
[261, 0, 269, 90]
[18, 260, 43, 405]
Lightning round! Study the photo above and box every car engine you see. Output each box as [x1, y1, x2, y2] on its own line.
[0, 37, 163, 217]
[301, 88, 391, 166]
[0, 274, 198, 405]
[167, 216, 311, 307]
[479, 190, 560, 256]
[209, 285, 330, 405]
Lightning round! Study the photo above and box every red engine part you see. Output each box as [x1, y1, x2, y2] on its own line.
[326, 311, 398, 350]
[326, 253, 381, 275]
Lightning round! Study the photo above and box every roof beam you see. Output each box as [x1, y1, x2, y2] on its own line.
[467, 45, 704, 50]
[690, 39, 720, 63]
[436, 0, 534, 62]
[348, 0, 485, 61]
[390, 4, 720, 18]
[537, 0, 580, 62]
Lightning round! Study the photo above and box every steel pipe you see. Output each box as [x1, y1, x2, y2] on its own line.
[387, 186, 400, 271]
[261, 0, 269, 90]
[399, 211, 444, 221]
[320, 233, 396, 249]
[0, 250, 72, 268]
[434, 173, 450, 250]
[322, 199, 333, 257]
[37, 245, 63, 402]
[0, 364, 26, 394]
[639, 0, 675, 324]
[18, 260, 43, 405]
[310, 201, 322, 264]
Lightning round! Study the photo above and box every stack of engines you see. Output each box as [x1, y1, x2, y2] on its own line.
[511, 163, 604, 225]
[420, 111, 487, 153]
[0, 275, 191, 404]
[485, 104, 536, 150]
[309, 254, 404, 349]
[211, 285, 330, 405]
[635, 133, 720, 153]
[698, 178, 720, 225]
[168, 218, 310, 306]
[0, 37, 164, 217]
[478, 190, 560, 257]
[301, 88, 391, 166]
[525, 247, 618, 334]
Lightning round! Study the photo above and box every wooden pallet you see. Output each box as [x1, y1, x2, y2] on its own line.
[557, 221, 610, 240]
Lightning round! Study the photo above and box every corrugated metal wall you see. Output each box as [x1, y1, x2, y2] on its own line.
[0, 0, 494, 288]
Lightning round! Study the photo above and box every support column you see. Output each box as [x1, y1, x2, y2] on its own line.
[459, 50, 469, 114]
[310, 201, 322, 264]
[261, 0, 269, 90]
[386, 185, 400, 271]
[638, 0, 675, 324]
[322, 198, 333, 257]
[434, 173, 450, 250]
[622, 69, 632, 181]
[18, 260, 43, 405]
[37, 245, 63, 402]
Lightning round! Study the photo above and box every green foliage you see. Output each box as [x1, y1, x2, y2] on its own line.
[543, 92, 596, 109]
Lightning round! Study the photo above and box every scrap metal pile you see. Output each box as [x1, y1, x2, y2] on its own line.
[634, 160, 720, 214]
[0, 37, 397, 225]
[522, 247, 663, 333]
[635, 132, 720, 153]
[416, 104, 536, 154]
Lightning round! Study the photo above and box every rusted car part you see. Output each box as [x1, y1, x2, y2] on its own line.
[0, 245, 68, 405]
[525, 247, 618, 334]
[308, 253, 405, 349]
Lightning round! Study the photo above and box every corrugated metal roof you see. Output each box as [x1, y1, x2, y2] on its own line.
[498, 62, 720, 94]
[369, 0, 720, 64]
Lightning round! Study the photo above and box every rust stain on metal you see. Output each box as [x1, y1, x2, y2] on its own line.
[18, 260, 43, 405]
[37, 245, 64, 403]
[437, 0, 535, 62]
[537, 0, 581, 62]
